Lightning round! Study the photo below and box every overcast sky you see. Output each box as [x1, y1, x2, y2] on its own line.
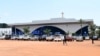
[0, 0, 100, 25]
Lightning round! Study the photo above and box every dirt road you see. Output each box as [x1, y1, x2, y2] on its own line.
[0, 40, 100, 56]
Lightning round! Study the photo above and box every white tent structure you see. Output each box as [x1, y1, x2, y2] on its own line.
[0, 28, 12, 36]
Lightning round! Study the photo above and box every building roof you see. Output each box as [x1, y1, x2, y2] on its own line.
[8, 18, 93, 26]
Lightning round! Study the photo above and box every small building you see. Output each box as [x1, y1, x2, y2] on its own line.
[0, 28, 12, 36]
[0, 23, 11, 36]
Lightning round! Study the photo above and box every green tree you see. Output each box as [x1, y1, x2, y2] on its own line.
[89, 24, 96, 37]
[72, 33, 76, 36]
[0, 23, 8, 28]
[89, 24, 97, 44]
[96, 26, 100, 38]
[43, 28, 51, 36]
[23, 27, 30, 35]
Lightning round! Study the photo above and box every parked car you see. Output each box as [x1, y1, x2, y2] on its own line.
[46, 35, 54, 41]
[22, 35, 31, 40]
[85, 36, 90, 40]
[73, 36, 77, 40]
[76, 36, 83, 41]
[17, 35, 24, 40]
[0, 35, 5, 40]
[54, 35, 64, 41]
[11, 35, 19, 40]
[54, 37, 62, 41]
[93, 36, 98, 40]
[5, 35, 11, 40]
[98, 37, 100, 40]
[41, 35, 47, 40]
[30, 35, 39, 41]
[66, 35, 74, 41]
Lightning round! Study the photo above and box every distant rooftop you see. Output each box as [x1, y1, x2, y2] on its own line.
[8, 18, 93, 26]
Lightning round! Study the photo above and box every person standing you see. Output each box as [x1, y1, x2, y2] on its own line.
[92, 36, 94, 44]
[63, 34, 67, 45]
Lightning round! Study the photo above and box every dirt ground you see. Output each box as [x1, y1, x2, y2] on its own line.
[0, 40, 100, 56]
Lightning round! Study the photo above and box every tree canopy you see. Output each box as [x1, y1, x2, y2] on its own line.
[0, 23, 8, 28]
[43, 28, 51, 36]
[23, 27, 30, 35]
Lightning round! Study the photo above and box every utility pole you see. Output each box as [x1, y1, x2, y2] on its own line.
[14, 26, 16, 36]
[80, 19, 83, 36]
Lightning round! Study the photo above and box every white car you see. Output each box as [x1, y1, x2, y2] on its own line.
[73, 36, 77, 40]
[93, 36, 98, 40]
[30, 36, 39, 40]
[85, 36, 90, 40]
[54, 35, 64, 41]
[0, 35, 5, 40]
[59, 35, 64, 40]
[46, 36, 54, 41]
[22, 35, 31, 40]
[17, 35, 24, 40]
[76, 36, 83, 41]
[11, 36, 19, 40]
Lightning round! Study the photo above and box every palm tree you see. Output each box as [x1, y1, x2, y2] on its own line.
[43, 28, 51, 36]
[23, 27, 30, 35]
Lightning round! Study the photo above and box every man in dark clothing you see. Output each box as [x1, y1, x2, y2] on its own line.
[63, 35, 67, 45]
[91, 36, 94, 44]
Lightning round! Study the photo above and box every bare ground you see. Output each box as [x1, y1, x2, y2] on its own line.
[0, 40, 100, 56]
